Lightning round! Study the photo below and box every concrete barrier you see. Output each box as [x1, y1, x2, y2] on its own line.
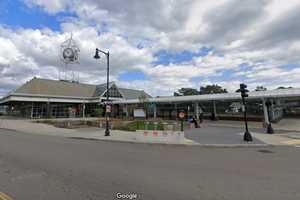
[136, 130, 185, 143]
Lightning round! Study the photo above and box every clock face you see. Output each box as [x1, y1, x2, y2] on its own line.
[63, 48, 74, 59]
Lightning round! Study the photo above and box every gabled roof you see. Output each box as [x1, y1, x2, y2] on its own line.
[15, 78, 96, 98]
[119, 88, 152, 100]
[6, 77, 152, 100]
[93, 82, 115, 97]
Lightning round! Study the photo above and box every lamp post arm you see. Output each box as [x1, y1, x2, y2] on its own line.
[97, 49, 109, 56]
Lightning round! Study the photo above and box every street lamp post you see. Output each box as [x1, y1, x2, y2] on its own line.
[240, 83, 253, 142]
[94, 48, 110, 136]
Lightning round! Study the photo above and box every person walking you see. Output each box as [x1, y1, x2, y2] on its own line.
[192, 116, 199, 128]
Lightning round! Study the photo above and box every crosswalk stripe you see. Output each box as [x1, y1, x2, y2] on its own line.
[282, 139, 300, 145]
[0, 192, 13, 200]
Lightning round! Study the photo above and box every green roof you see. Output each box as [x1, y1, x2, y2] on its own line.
[13, 78, 151, 99]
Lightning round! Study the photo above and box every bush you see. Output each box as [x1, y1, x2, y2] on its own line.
[93, 108, 104, 117]
[113, 120, 165, 131]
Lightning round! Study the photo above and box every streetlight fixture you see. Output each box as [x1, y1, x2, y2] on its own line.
[94, 48, 110, 136]
[240, 83, 253, 142]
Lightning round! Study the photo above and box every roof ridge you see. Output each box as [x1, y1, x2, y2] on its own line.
[32, 77, 99, 87]
[119, 87, 143, 91]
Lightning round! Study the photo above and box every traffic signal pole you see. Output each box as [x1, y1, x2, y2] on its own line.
[242, 98, 247, 131]
[240, 83, 253, 142]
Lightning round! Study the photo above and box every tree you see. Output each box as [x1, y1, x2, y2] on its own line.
[255, 86, 267, 91]
[199, 84, 228, 95]
[277, 86, 293, 90]
[174, 88, 199, 96]
[138, 93, 150, 118]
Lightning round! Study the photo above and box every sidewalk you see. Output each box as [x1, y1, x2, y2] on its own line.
[205, 119, 300, 143]
[0, 119, 299, 146]
[205, 118, 300, 132]
[0, 119, 193, 145]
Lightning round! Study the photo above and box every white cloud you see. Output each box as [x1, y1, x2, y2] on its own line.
[0, 24, 153, 96]
[1, 0, 300, 97]
[24, 0, 71, 13]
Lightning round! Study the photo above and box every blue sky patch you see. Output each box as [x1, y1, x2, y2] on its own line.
[153, 47, 213, 65]
[238, 63, 253, 72]
[280, 63, 299, 70]
[119, 71, 147, 81]
[0, 0, 74, 31]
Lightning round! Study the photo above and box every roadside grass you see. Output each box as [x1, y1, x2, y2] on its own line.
[117, 121, 164, 131]
[114, 120, 189, 132]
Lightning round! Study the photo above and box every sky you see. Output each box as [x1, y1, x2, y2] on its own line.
[1, 0, 300, 97]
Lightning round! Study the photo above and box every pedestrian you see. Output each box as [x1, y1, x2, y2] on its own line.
[192, 116, 199, 128]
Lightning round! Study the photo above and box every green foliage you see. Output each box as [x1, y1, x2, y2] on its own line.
[135, 121, 164, 130]
[116, 121, 164, 131]
[138, 93, 150, 118]
[174, 85, 228, 96]
[255, 86, 267, 91]
[277, 86, 293, 90]
[93, 107, 104, 117]
[174, 88, 199, 96]
[199, 84, 228, 95]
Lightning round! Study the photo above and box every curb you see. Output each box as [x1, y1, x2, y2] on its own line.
[67, 136, 275, 148]
[206, 123, 300, 133]
[0, 128, 18, 132]
[0, 127, 286, 148]
[284, 135, 300, 140]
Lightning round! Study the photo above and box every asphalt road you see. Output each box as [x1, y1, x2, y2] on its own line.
[0, 129, 300, 200]
[185, 126, 265, 144]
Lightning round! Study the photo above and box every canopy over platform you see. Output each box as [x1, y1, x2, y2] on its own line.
[112, 88, 300, 104]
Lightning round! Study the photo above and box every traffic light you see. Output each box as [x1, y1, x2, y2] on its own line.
[240, 83, 249, 98]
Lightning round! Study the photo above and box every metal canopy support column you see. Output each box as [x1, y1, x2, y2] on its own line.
[175, 103, 178, 120]
[31, 102, 34, 119]
[262, 98, 269, 124]
[46, 101, 50, 118]
[153, 103, 157, 119]
[125, 104, 129, 118]
[211, 100, 217, 120]
[194, 102, 199, 120]
[270, 99, 275, 121]
[82, 103, 85, 118]
[213, 101, 217, 116]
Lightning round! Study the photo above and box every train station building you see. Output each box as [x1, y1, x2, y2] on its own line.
[0, 77, 151, 118]
[1, 77, 300, 125]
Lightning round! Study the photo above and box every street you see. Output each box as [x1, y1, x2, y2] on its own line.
[185, 126, 265, 144]
[0, 129, 300, 200]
